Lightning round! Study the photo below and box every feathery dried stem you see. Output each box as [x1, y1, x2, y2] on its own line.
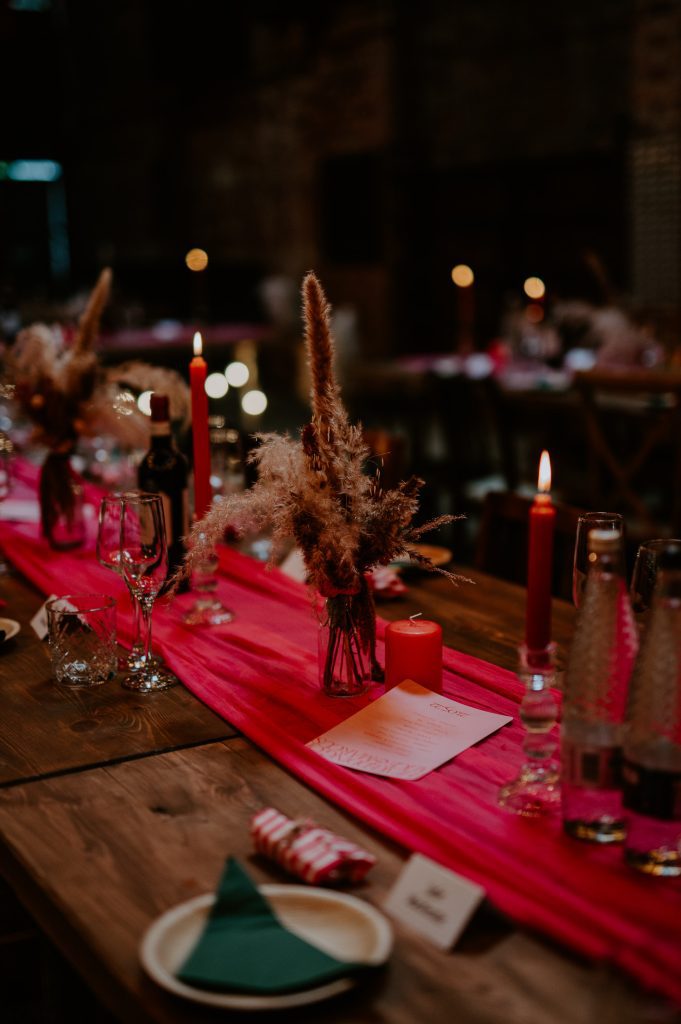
[179, 272, 466, 681]
[74, 267, 112, 353]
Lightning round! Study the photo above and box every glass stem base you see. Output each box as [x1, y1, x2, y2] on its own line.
[122, 657, 177, 693]
[499, 642, 561, 817]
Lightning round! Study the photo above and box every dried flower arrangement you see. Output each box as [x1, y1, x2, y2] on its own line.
[10, 269, 113, 543]
[11, 268, 112, 453]
[8, 270, 192, 544]
[182, 272, 461, 692]
[9, 271, 192, 453]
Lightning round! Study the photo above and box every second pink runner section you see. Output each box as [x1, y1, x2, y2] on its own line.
[1, 504, 680, 1005]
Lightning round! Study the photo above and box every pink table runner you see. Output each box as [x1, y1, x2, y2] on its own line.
[2, 470, 680, 1005]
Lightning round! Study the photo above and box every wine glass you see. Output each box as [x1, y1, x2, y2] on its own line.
[97, 494, 153, 672]
[572, 512, 624, 608]
[119, 492, 178, 692]
[630, 538, 681, 614]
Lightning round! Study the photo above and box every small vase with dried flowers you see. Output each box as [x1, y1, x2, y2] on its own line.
[179, 272, 461, 695]
[11, 269, 111, 548]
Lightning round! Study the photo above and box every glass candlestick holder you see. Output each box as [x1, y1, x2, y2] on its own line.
[183, 546, 235, 626]
[498, 642, 561, 816]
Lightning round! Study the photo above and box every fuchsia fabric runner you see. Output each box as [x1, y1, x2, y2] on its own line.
[2, 466, 680, 1005]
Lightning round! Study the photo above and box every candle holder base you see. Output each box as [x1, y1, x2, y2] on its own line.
[183, 547, 235, 628]
[499, 643, 561, 817]
[498, 763, 561, 816]
[183, 598, 234, 627]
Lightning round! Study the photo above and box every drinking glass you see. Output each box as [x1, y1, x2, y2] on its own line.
[46, 594, 117, 688]
[631, 538, 681, 614]
[572, 512, 625, 608]
[97, 494, 154, 672]
[119, 492, 177, 692]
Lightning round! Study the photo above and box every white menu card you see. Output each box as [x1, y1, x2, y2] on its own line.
[308, 679, 511, 781]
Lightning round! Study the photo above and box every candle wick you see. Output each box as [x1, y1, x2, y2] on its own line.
[409, 612, 423, 623]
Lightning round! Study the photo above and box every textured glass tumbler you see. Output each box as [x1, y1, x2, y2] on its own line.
[47, 594, 117, 688]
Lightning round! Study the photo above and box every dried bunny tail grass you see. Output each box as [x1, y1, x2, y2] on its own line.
[74, 267, 112, 353]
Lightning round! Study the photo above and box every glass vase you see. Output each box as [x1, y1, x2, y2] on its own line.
[318, 593, 371, 697]
[39, 450, 86, 550]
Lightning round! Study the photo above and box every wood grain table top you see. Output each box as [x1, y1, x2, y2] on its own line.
[0, 572, 235, 787]
[1, 562, 678, 1023]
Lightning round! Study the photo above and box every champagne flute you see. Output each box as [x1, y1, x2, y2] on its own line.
[572, 512, 624, 608]
[119, 492, 177, 692]
[631, 538, 681, 614]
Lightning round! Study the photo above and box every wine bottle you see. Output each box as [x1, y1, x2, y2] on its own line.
[138, 393, 189, 587]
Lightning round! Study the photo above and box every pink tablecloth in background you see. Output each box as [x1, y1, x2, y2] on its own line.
[1, 469, 680, 1005]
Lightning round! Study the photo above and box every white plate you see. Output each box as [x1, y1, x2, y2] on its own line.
[0, 618, 20, 643]
[140, 884, 393, 1011]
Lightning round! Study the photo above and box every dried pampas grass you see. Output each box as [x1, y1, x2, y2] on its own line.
[181, 272, 463, 596]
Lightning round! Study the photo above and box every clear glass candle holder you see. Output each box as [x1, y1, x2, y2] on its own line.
[498, 643, 561, 816]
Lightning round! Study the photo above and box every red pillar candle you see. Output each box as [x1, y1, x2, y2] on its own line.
[385, 616, 443, 693]
[525, 450, 556, 653]
[190, 331, 212, 522]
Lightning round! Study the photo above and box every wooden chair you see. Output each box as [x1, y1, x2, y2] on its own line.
[574, 368, 681, 536]
[474, 490, 585, 601]
[362, 428, 409, 491]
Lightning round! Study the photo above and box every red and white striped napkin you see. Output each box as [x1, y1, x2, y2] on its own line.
[251, 806, 376, 885]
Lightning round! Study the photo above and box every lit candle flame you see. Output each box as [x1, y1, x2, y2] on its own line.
[537, 450, 552, 493]
[193, 331, 203, 357]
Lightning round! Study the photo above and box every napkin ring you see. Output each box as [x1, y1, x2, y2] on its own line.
[251, 807, 376, 885]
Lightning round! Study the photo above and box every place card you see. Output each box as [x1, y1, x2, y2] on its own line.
[308, 679, 511, 781]
[30, 594, 77, 639]
[383, 853, 485, 950]
[30, 595, 59, 640]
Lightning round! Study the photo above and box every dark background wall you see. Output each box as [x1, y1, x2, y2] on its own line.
[2, 0, 676, 355]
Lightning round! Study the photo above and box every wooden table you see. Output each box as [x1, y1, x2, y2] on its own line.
[0, 567, 678, 1024]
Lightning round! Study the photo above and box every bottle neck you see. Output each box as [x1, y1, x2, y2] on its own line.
[150, 421, 172, 447]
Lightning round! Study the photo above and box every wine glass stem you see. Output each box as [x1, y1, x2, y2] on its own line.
[131, 595, 143, 655]
[138, 598, 155, 667]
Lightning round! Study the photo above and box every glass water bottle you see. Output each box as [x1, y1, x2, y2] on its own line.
[561, 528, 639, 842]
[623, 543, 681, 876]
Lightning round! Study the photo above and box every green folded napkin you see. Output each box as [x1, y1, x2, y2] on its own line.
[177, 858, 366, 994]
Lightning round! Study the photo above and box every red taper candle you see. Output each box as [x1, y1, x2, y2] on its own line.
[190, 331, 211, 522]
[525, 450, 555, 652]
[384, 615, 443, 693]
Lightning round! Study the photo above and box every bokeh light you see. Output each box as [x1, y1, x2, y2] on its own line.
[205, 373, 229, 399]
[137, 390, 153, 416]
[523, 276, 545, 300]
[225, 361, 250, 387]
[451, 264, 474, 288]
[185, 248, 209, 272]
[241, 389, 268, 415]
